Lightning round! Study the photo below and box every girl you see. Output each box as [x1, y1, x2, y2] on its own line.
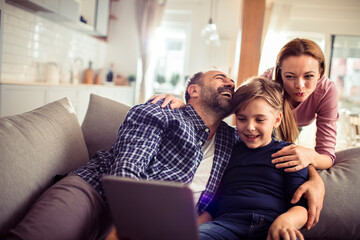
[198, 77, 308, 240]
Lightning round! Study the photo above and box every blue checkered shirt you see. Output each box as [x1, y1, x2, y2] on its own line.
[73, 101, 236, 214]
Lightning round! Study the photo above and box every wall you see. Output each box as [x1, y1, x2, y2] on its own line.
[105, 0, 139, 78]
[106, 0, 242, 80]
[1, 1, 107, 83]
[260, 0, 360, 74]
[260, 0, 360, 151]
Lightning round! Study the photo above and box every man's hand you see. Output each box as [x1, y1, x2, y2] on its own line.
[291, 165, 325, 230]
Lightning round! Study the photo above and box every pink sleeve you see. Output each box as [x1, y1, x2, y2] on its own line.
[315, 82, 339, 164]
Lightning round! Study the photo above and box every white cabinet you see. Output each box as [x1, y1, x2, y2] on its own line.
[7, 0, 78, 22]
[0, 85, 46, 117]
[0, 83, 135, 124]
[58, 0, 79, 22]
[79, 0, 110, 37]
[42, 0, 59, 13]
[7, 0, 109, 37]
[94, 0, 110, 36]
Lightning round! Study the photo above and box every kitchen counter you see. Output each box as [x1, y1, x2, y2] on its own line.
[0, 82, 135, 123]
[0, 80, 131, 88]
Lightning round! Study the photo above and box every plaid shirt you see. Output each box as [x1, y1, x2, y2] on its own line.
[73, 101, 236, 214]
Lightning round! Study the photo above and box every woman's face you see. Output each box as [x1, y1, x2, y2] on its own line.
[280, 55, 321, 107]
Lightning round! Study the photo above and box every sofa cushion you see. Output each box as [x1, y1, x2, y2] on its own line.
[81, 94, 131, 158]
[0, 98, 89, 236]
[302, 147, 360, 240]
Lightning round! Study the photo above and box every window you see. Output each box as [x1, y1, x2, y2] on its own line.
[151, 18, 190, 99]
[329, 35, 360, 147]
[330, 35, 360, 112]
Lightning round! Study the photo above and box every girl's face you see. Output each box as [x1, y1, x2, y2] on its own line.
[280, 55, 320, 107]
[235, 98, 282, 149]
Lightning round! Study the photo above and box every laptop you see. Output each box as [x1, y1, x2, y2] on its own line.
[102, 175, 199, 240]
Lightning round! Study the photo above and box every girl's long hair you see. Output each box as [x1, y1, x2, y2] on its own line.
[232, 77, 299, 143]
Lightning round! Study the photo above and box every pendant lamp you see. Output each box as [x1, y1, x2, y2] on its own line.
[201, 0, 220, 45]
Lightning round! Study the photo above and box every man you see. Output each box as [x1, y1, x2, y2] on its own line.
[6, 70, 237, 240]
[6, 70, 324, 240]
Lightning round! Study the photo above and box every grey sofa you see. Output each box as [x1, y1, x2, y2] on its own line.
[0, 94, 359, 239]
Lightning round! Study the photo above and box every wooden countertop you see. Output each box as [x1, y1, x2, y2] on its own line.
[0, 81, 133, 88]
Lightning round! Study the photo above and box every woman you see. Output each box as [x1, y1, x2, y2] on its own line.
[263, 38, 338, 172]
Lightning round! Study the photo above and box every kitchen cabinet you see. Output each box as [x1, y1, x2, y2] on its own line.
[94, 0, 110, 36]
[0, 85, 46, 117]
[58, 0, 79, 22]
[41, 0, 59, 13]
[79, 0, 110, 37]
[0, 83, 135, 124]
[5, 0, 110, 37]
[6, 0, 79, 23]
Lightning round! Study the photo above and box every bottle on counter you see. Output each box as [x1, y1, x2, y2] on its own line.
[94, 68, 105, 85]
[106, 63, 114, 83]
[45, 62, 60, 84]
[72, 57, 84, 84]
[83, 61, 94, 84]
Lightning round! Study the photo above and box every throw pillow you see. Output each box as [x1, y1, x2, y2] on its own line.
[81, 94, 131, 158]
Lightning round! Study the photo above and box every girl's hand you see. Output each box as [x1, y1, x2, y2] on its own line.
[267, 215, 304, 240]
[105, 226, 119, 240]
[148, 94, 186, 109]
[271, 145, 316, 172]
[197, 211, 212, 225]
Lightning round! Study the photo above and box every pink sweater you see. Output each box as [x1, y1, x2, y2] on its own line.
[261, 68, 338, 163]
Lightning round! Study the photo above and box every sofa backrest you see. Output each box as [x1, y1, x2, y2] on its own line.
[302, 146, 360, 239]
[81, 94, 131, 158]
[0, 98, 89, 236]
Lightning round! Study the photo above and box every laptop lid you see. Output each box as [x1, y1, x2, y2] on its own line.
[103, 175, 199, 240]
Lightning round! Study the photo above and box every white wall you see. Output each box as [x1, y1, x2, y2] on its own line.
[261, 0, 360, 151]
[106, 0, 242, 80]
[260, 0, 360, 75]
[105, 0, 139, 78]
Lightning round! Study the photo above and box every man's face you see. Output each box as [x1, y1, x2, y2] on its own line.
[200, 71, 235, 117]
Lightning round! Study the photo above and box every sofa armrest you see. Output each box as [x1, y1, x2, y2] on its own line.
[0, 98, 89, 236]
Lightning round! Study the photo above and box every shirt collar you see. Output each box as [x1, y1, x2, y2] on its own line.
[184, 104, 209, 131]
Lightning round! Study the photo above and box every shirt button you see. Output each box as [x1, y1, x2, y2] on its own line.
[205, 128, 209, 132]
[198, 141, 203, 146]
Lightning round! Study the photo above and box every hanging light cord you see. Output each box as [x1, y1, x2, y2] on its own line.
[209, 0, 215, 23]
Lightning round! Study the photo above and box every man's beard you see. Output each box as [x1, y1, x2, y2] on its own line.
[200, 85, 233, 118]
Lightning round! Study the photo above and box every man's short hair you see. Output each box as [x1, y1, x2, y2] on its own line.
[184, 72, 203, 103]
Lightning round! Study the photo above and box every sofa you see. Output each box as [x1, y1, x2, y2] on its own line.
[0, 94, 359, 239]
